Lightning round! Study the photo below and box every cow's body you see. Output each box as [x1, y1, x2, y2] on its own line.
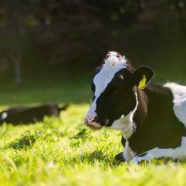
[84, 51, 186, 163]
[121, 83, 186, 162]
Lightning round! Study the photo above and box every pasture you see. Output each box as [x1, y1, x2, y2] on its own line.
[1, 73, 186, 186]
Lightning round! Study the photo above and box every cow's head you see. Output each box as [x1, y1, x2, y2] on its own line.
[84, 51, 154, 130]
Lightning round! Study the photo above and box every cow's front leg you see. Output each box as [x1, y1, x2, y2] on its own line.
[115, 138, 136, 162]
[115, 136, 126, 162]
[115, 152, 125, 162]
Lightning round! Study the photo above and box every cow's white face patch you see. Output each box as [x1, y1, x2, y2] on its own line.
[87, 51, 128, 116]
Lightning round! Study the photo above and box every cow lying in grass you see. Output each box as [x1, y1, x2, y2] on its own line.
[0, 104, 68, 125]
[84, 51, 186, 163]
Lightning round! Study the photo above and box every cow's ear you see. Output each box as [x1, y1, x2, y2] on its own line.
[132, 66, 154, 89]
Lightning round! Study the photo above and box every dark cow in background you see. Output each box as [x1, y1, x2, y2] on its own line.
[84, 51, 186, 163]
[0, 104, 68, 125]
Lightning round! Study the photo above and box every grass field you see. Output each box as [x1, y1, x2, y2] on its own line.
[1, 73, 186, 186]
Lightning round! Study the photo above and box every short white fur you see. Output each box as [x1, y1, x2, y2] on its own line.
[164, 82, 186, 127]
[123, 141, 136, 162]
[132, 137, 186, 163]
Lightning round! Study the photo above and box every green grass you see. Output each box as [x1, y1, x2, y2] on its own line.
[1, 105, 186, 186]
[1, 75, 186, 186]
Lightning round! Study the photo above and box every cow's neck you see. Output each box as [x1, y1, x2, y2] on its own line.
[118, 89, 141, 140]
[113, 85, 161, 140]
[133, 87, 149, 127]
[132, 83, 172, 130]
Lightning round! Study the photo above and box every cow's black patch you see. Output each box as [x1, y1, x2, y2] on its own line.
[129, 84, 186, 154]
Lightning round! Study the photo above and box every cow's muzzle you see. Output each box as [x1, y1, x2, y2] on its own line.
[84, 113, 102, 130]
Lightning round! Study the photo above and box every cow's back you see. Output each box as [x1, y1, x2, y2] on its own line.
[164, 83, 186, 127]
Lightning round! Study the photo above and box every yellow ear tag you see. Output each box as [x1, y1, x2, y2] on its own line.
[139, 75, 147, 89]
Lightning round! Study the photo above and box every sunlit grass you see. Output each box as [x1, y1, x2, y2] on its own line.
[0, 104, 186, 186]
[0, 72, 186, 186]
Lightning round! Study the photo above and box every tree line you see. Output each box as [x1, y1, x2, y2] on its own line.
[0, 0, 185, 86]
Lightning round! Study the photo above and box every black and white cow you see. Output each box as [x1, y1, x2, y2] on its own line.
[84, 51, 186, 163]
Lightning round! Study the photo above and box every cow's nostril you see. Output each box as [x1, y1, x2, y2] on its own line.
[84, 114, 97, 125]
[88, 117, 94, 122]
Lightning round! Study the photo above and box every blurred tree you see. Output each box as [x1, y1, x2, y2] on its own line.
[0, 0, 185, 85]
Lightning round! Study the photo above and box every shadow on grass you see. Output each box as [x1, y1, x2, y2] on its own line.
[63, 150, 109, 164]
[74, 152, 186, 166]
[113, 157, 186, 166]
[69, 127, 92, 147]
[84, 151, 109, 163]
[6, 133, 36, 150]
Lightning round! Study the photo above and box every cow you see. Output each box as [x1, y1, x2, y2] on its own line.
[84, 51, 186, 163]
[0, 103, 68, 125]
